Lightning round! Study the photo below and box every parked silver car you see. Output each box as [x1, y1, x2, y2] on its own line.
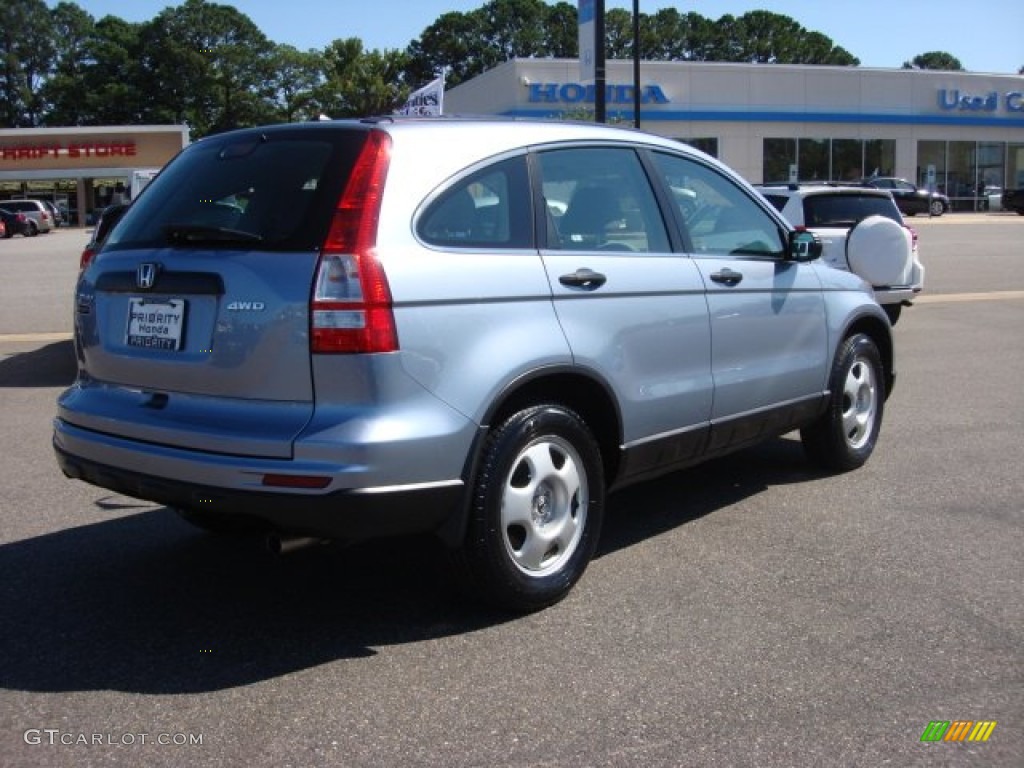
[54, 118, 895, 611]
[2, 199, 54, 234]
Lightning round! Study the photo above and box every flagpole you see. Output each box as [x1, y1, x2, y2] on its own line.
[632, 0, 641, 128]
[595, 0, 606, 124]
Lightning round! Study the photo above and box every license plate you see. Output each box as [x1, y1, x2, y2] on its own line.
[126, 297, 186, 350]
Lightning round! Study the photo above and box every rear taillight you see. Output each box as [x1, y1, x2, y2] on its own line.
[80, 248, 96, 271]
[904, 224, 918, 249]
[311, 130, 397, 354]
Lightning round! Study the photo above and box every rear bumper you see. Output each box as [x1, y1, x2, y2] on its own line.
[873, 256, 924, 306]
[873, 286, 921, 305]
[53, 421, 465, 541]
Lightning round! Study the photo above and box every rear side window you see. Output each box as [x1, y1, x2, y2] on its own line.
[761, 194, 788, 213]
[418, 157, 532, 248]
[537, 147, 670, 253]
[105, 129, 365, 252]
[803, 194, 901, 228]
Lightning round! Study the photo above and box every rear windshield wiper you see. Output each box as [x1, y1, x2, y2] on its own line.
[813, 219, 857, 228]
[163, 224, 263, 245]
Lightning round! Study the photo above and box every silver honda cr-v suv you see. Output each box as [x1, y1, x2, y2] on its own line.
[54, 118, 894, 611]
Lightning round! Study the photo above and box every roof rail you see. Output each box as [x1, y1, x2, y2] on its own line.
[756, 181, 853, 189]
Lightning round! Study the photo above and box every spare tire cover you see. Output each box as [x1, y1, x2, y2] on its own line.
[845, 215, 912, 287]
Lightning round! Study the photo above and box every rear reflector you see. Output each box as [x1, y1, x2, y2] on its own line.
[262, 474, 332, 489]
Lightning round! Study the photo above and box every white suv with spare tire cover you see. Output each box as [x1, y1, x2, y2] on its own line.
[757, 184, 924, 325]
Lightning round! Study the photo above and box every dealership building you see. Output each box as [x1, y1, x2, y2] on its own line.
[445, 60, 1024, 210]
[0, 125, 189, 227]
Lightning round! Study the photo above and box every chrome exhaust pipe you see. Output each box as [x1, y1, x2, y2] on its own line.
[266, 534, 327, 555]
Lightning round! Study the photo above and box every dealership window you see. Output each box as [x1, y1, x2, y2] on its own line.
[864, 140, 895, 178]
[763, 138, 896, 183]
[831, 139, 862, 182]
[763, 138, 796, 183]
[947, 141, 975, 205]
[917, 140, 946, 192]
[977, 143, 1005, 193]
[1009, 144, 1024, 189]
[917, 140, 1020, 210]
[798, 138, 829, 182]
[675, 137, 718, 158]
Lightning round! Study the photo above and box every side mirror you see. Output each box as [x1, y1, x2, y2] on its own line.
[789, 229, 821, 262]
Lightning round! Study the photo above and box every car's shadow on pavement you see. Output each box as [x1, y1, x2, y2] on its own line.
[0, 340, 76, 388]
[0, 508, 487, 695]
[0, 437, 823, 696]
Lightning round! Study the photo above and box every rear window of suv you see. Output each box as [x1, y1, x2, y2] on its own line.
[803, 193, 902, 228]
[105, 127, 367, 253]
[3, 201, 41, 212]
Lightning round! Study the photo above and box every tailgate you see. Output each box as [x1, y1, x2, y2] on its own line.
[61, 124, 371, 459]
[68, 249, 320, 458]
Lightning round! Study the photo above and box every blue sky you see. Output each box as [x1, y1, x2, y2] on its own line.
[59, 1, 1024, 74]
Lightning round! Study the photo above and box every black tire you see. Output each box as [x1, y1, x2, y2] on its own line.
[27, 221, 39, 236]
[456, 404, 605, 612]
[882, 303, 902, 325]
[929, 199, 945, 217]
[801, 334, 885, 472]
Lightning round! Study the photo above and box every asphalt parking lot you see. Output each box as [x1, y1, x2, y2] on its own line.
[0, 215, 1021, 767]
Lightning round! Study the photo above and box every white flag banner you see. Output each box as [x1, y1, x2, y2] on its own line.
[578, 0, 595, 82]
[397, 75, 444, 116]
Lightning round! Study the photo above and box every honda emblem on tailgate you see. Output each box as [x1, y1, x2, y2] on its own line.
[136, 263, 160, 290]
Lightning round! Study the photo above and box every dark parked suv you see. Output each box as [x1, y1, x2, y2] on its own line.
[1001, 188, 1024, 215]
[55, 118, 894, 610]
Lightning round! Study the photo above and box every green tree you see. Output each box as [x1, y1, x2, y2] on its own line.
[138, 0, 276, 136]
[603, 8, 634, 59]
[478, 0, 549, 62]
[406, 0, 575, 88]
[319, 38, 410, 118]
[41, 2, 96, 126]
[642, 9, 686, 60]
[661, 11, 720, 61]
[78, 16, 149, 125]
[405, 11, 485, 88]
[405, 3, 859, 85]
[268, 44, 326, 122]
[714, 11, 859, 65]
[902, 51, 964, 71]
[544, 2, 578, 58]
[0, 0, 55, 126]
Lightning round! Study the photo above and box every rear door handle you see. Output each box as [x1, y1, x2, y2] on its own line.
[710, 268, 743, 286]
[559, 268, 607, 290]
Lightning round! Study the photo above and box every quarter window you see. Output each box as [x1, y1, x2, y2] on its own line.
[418, 157, 531, 248]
